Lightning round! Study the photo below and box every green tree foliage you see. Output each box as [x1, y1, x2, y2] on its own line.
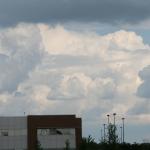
[107, 123, 119, 144]
[36, 140, 43, 150]
[80, 135, 150, 150]
[64, 139, 70, 150]
[79, 135, 99, 150]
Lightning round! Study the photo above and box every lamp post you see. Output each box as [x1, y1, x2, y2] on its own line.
[101, 128, 103, 142]
[107, 114, 110, 125]
[113, 113, 116, 126]
[107, 114, 110, 143]
[103, 124, 106, 142]
[122, 118, 125, 143]
[120, 126, 122, 143]
[113, 113, 117, 143]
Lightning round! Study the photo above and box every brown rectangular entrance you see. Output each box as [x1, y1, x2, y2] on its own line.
[27, 115, 82, 150]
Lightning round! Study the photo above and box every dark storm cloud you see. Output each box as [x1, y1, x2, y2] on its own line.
[0, 0, 150, 26]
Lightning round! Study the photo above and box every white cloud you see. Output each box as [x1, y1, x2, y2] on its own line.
[0, 23, 150, 130]
[103, 30, 149, 51]
[39, 24, 150, 56]
[0, 24, 43, 93]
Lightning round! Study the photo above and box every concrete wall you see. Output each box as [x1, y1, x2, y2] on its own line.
[0, 117, 27, 150]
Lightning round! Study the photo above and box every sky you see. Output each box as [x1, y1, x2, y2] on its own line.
[0, 0, 150, 143]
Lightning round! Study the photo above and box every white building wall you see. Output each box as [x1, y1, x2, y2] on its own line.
[37, 128, 76, 150]
[0, 117, 27, 150]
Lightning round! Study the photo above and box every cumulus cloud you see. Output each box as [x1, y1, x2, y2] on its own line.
[47, 73, 116, 101]
[0, 24, 43, 93]
[39, 25, 149, 58]
[0, 23, 150, 130]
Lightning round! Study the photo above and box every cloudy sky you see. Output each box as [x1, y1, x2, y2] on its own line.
[0, 0, 150, 143]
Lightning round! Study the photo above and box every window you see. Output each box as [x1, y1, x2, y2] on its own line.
[0, 129, 27, 136]
[37, 128, 75, 136]
[1, 131, 8, 136]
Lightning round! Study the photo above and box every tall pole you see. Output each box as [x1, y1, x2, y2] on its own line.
[101, 129, 103, 142]
[120, 126, 122, 143]
[107, 114, 110, 143]
[113, 113, 117, 143]
[122, 118, 125, 143]
[103, 124, 106, 142]
[113, 113, 116, 126]
[107, 114, 110, 125]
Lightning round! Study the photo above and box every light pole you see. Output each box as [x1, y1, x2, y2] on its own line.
[101, 128, 103, 142]
[103, 124, 106, 142]
[107, 114, 110, 125]
[122, 118, 125, 143]
[113, 113, 117, 143]
[120, 126, 122, 143]
[107, 114, 110, 143]
[113, 113, 116, 126]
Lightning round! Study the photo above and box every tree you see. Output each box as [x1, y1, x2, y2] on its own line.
[107, 123, 119, 144]
[79, 135, 99, 150]
[64, 139, 70, 150]
[36, 140, 43, 150]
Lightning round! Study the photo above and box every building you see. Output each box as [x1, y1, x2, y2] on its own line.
[0, 115, 82, 150]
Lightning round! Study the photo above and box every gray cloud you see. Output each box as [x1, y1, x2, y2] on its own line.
[137, 65, 150, 98]
[47, 73, 117, 101]
[42, 54, 101, 69]
[0, 24, 43, 93]
[0, 0, 150, 26]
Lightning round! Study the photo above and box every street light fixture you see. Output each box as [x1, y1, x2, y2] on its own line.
[113, 113, 116, 125]
[107, 114, 110, 125]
